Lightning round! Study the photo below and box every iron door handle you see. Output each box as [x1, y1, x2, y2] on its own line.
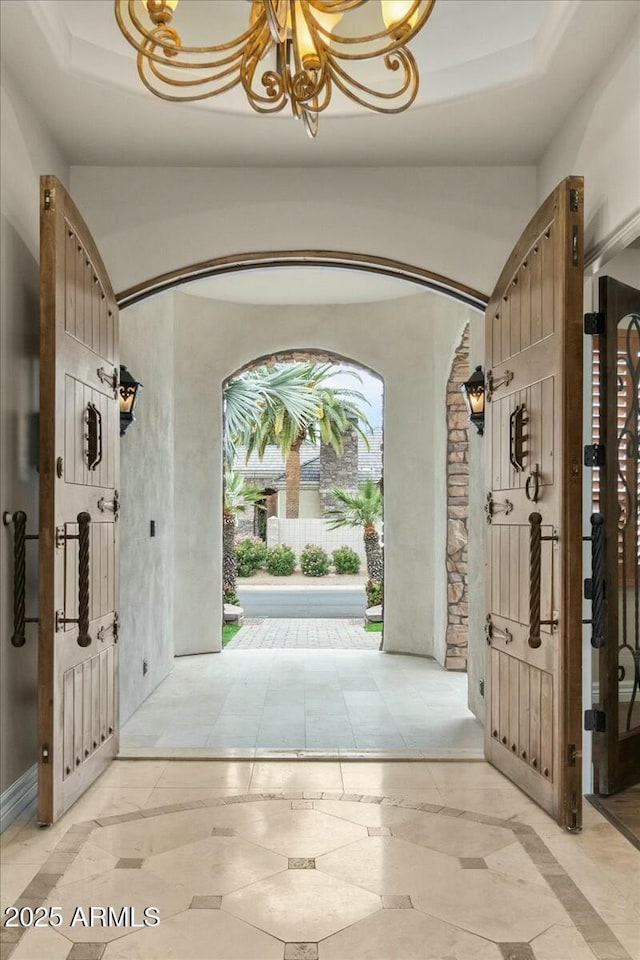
[77, 512, 92, 647]
[528, 512, 559, 648]
[590, 512, 606, 648]
[509, 403, 527, 473]
[86, 403, 103, 472]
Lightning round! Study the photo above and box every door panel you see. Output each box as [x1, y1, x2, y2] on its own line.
[39, 176, 120, 824]
[485, 177, 584, 829]
[593, 276, 640, 794]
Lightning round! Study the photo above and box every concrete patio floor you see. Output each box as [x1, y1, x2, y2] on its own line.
[120, 649, 483, 759]
[226, 618, 380, 650]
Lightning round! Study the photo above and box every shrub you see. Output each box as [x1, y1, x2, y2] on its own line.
[223, 589, 239, 606]
[300, 544, 330, 577]
[365, 579, 383, 608]
[236, 536, 268, 578]
[332, 546, 361, 575]
[266, 544, 297, 576]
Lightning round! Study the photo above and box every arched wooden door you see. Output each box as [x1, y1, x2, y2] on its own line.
[484, 177, 584, 830]
[39, 176, 120, 824]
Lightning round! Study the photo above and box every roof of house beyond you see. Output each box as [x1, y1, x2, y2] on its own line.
[234, 429, 383, 484]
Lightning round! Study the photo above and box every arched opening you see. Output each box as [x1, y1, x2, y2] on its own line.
[117, 261, 484, 757]
[222, 349, 384, 656]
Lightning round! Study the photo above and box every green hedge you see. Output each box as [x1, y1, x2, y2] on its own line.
[266, 544, 297, 576]
[332, 546, 361, 574]
[236, 536, 268, 577]
[300, 544, 330, 577]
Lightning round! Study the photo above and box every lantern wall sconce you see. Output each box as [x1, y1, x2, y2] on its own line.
[460, 365, 485, 436]
[119, 365, 143, 436]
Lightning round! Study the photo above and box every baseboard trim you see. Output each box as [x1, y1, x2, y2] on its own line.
[0, 764, 37, 833]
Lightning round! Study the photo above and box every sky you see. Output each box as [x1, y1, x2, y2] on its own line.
[325, 364, 384, 430]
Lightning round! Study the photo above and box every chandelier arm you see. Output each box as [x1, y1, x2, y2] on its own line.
[240, 48, 289, 112]
[138, 57, 245, 101]
[116, 1, 267, 60]
[328, 49, 419, 112]
[328, 48, 414, 101]
[141, 47, 246, 94]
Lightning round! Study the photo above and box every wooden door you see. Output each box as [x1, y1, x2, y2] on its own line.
[39, 176, 120, 824]
[593, 276, 640, 794]
[484, 177, 584, 829]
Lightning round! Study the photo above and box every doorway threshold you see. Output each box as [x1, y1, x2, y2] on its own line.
[118, 747, 485, 761]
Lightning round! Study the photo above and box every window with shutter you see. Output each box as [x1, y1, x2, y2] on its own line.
[592, 328, 640, 585]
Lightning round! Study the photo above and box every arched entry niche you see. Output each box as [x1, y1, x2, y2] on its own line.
[224, 346, 385, 606]
[118, 256, 483, 667]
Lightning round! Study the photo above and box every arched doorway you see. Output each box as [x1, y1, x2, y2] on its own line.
[222, 348, 384, 653]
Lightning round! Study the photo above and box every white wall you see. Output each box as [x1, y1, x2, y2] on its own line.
[69, 166, 537, 300]
[119, 293, 175, 724]
[276, 489, 321, 520]
[266, 517, 373, 567]
[538, 16, 640, 256]
[159, 289, 475, 659]
[0, 69, 68, 796]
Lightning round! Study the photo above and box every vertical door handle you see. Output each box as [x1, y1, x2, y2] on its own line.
[590, 513, 606, 648]
[528, 511, 559, 648]
[86, 403, 103, 471]
[77, 512, 91, 647]
[509, 403, 527, 472]
[528, 512, 542, 648]
[6, 511, 39, 646]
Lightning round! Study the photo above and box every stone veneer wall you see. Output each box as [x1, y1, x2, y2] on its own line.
[319, 428, 359, 512]
[445, 325, 470, 670]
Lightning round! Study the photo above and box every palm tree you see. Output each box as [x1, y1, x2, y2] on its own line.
[325, 479, 383, 580]
[236, 361, 372, 518]
[223, 470, 264, 601]
[223, 364, 321, 467]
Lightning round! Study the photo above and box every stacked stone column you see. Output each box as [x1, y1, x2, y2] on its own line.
[445, 326, 470, 670]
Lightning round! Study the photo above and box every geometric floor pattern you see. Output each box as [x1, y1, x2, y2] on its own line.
[2, 760, 639, 959]
[120, 650, 484, 756]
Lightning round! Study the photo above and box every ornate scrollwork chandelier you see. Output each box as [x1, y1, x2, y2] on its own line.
[114, 1, 436, 137]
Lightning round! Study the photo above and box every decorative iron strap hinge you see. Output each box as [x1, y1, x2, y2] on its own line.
[584, 444, 605, 468]
[97, 613, 119, 644]
[584, 709, 606, 733]
[484, 493, 513, 523]
[485, 614, 513, 646]
[485, 369, 514, 402]
[98, 491, 120, 521]
[584, 312, 605, 335]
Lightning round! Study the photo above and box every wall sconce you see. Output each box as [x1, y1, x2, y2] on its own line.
[119, 365, 143, 436]
[460, 365, 485, 436]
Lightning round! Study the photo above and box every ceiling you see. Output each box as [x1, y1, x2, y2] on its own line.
[1, 0, 636, 166]
[183, 266, 426, 304]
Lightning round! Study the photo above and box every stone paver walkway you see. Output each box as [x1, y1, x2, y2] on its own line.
[227, 618, 380, 650]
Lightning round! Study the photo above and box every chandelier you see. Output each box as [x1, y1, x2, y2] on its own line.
[114, 1, 436, 137]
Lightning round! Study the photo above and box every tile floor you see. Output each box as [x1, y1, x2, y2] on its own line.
[2, 760, 639, 960]
[226, 619, 380, 650]
[120, 650, 483, 756]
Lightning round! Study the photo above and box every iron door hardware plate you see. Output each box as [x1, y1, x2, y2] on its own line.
[584, 444, 605, 467]
[584, 312, 605, 335]
[584, 710, 606, 733]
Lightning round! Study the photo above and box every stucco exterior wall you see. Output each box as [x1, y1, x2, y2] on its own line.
[119, 293, 176, 725]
